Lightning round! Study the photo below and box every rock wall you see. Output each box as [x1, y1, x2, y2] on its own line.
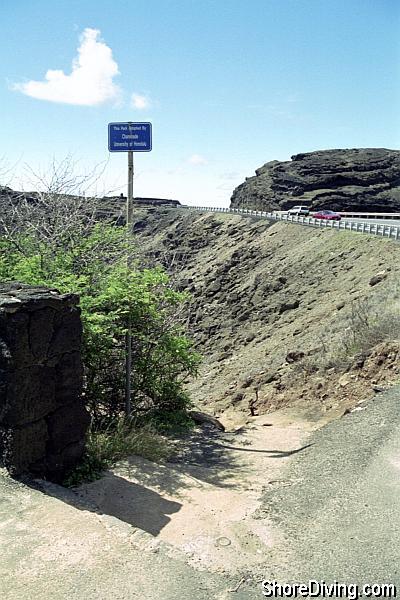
[230, 148, 400, 212]
[0, 283, 90, 481]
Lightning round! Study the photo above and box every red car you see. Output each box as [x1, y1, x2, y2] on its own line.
[312, 210, 342, 221]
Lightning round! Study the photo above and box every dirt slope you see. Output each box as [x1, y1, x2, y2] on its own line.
[132, 207, 400, 427]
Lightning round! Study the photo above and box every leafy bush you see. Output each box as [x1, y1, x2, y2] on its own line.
[0, 168, 199, 485]
[146, 402, 196, 433]
[0, 222, 200, 426]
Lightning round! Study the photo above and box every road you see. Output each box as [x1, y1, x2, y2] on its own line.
[182, 206, 400, 233]
[259, 387, 400, 588]
[343, 216, 400, 226]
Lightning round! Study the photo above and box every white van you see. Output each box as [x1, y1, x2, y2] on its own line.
[287, 205, 310, 216]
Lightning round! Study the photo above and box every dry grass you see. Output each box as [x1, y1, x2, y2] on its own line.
[295, 285, 400, 376]
[88, 420, 174, 464]
[64, 419, 174, 487]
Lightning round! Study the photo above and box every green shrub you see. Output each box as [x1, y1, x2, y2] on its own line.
[0, 222, 201, 426]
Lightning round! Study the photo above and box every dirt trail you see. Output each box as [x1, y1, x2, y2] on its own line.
[77, 409, 320, 575]
[1, 408, 329, 599]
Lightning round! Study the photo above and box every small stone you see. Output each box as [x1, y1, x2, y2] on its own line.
[260, 372, 278, 384]
[241, 377, 254, 389]
[369, 272, 387, 286]
[217, 351, 232, 362]
[339, 374, 352, 387]
[285, 350, 305, 363]
[372, 385, 385, 393]
[279, 299, 300, 314]
[232, 392, 244, 403]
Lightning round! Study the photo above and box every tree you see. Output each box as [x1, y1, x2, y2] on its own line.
[0, 161, 200, 429]
[0, 156, 124, 261]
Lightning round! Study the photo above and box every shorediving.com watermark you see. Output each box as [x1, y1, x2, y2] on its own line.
[262, 580, 396, 599]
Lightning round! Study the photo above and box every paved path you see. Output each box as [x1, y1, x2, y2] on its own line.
[2, 389, 400, 598]
[0, 472, 256, 599]
[259, 388, 400, 588]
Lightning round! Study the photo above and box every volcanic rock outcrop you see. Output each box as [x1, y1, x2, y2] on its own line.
[230, 148, 400, 213]
[0, 283, 89, 481]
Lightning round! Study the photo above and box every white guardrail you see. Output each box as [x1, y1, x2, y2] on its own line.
[182, 206, 400, 241]
[273, 211, 400, 220]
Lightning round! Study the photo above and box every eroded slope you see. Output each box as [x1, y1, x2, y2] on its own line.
[133, 207, 400, 426]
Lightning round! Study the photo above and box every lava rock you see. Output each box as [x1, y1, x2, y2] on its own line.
[279, 299, 300, 313]
[369, 272, 388, 286]
[230, 148, 400, 213]
[0, 283, 89, 481]
[285, 351, 305, 363]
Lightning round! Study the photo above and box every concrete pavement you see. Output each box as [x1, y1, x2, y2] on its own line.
[259, 387, 400, 587]
[0, 471, 257, 599]
[2, 388, 400, 598]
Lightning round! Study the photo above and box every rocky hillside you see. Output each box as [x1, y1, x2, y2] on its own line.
[0, 187, 178, 226]
[132, 207, 400, 427]
[2, 181, 400, 428]
[230, 148, 400, 213]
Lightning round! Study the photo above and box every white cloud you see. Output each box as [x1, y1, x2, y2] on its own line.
[187, 154, 208, 165]
[131, 93, 151, 110]
[220, 170, 241, 181]
[13, 28, 120, 106]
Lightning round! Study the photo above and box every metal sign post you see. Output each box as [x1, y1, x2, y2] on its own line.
[108, 122, 152, 417]
[125, 150, 134, 416]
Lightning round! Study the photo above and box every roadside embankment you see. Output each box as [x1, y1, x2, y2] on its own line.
[132, 207, 400, 426]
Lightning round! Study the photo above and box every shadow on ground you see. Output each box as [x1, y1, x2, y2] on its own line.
[79, 474, 182, 535]
[166, 423, 313, 489]
[25, 473, 182, 536]
[17, 423, 312, 536]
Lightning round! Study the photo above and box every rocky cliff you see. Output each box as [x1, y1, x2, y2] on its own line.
[230, 148, 400, 213]
[0, 283, 89, 481]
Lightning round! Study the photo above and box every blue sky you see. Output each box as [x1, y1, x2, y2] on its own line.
[2, 0, 400, 205]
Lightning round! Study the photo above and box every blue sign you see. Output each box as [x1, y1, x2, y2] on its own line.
[108, 122, 152, 152]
